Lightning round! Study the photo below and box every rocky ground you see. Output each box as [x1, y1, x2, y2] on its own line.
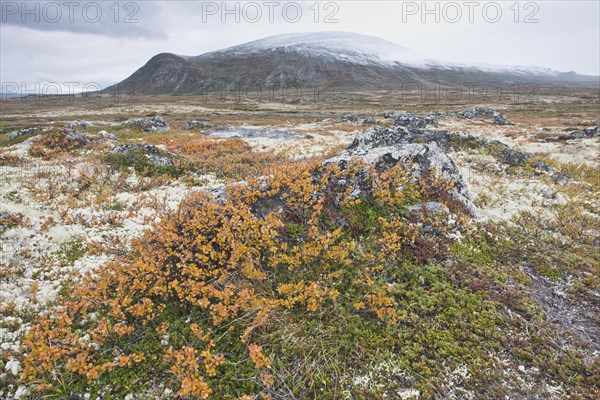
[0, 91, 598, 399]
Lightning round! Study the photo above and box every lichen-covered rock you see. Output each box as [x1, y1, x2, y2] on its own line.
[108, 144, 174, 167]
[346, 126, 412, 150]
[566, 125, 599, 139]
[457, 107, 496, 119]
[457, 106, 512, 125]
[357, 126, 532, 167]
[121, 116, 170, 132]
[389, 112, 438, 129]
[328, 126, 474, 212]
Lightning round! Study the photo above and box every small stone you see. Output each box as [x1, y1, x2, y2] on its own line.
[98, 131, 118, 141]
[362, 117, 377, 125]
[180, 120, 210, 130]
[532, 160, 552, 173]
[340, 115, 360, 123]
[501, 149, 531, 167]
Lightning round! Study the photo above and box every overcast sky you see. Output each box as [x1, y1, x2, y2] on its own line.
[1, 1, 599, 93]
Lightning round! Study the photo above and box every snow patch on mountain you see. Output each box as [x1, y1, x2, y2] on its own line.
[204, 31, 429, 66]
[199, 31, 563, 77]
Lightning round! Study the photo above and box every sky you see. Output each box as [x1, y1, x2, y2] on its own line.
[1, 0, 599, 93]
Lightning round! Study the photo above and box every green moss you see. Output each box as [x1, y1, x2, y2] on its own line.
[58, 239, 88, 267]
[343, 200, 388, 236]
[104, 151, 191, 178]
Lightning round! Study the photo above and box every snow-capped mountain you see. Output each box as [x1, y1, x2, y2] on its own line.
[109, 31, 598, 95]
[202, 31, 427, 66]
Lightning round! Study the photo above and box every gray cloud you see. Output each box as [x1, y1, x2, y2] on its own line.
[1, 0, 167, 38]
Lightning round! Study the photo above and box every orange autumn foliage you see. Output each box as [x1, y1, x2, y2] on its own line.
[21, 159, 460, 397]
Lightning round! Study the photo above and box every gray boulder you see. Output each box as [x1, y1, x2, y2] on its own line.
[493, 115, 510, 125]
[388, 112, 438, 129]
[109, 144, 174, 167]
[457, 106, 512, 125]
[362, 126, 532, 167]
[327, 126, 474, 212]
[121, 116, 170, 132]
[180, 120, 211, 130]
[346, 125, 412, 150]
[457, 106, 496, 119]
[566, 125, 599, 139]
[544, 125, 599, 141]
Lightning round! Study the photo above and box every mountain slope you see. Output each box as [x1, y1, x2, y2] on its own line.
[109, 31, 599, 95]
